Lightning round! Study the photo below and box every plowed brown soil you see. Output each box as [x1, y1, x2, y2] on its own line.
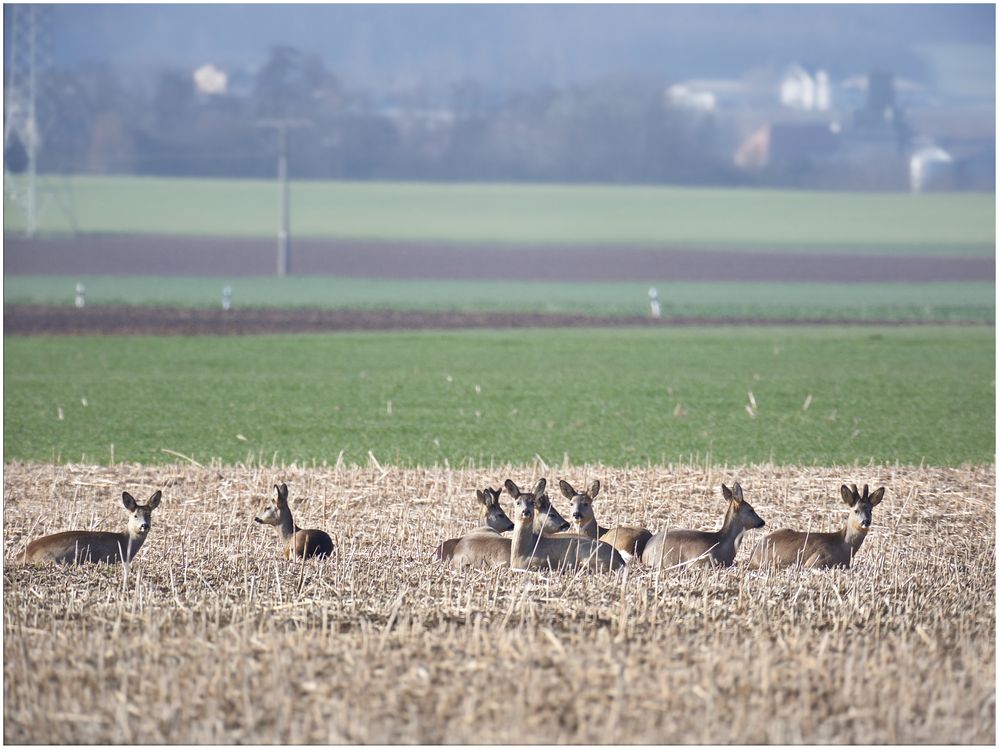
[4, 234, 994, 282]
[6, 303, 973, 336]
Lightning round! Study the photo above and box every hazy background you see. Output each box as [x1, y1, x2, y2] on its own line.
[4, 3, 995, 190]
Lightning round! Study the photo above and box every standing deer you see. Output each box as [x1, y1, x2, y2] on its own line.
[748, 483, 886, 570]
[23, 490, 162, 565]
[434, 487, 515, 561]
[508, 479, 624, 572]
[254, 483, 333, 560]
[559, 479, 652, 562]
[641, 483, 765, 568]
[449, 479, 571, 568]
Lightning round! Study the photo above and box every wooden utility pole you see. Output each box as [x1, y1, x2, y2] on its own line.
[257, 119, 309, 277]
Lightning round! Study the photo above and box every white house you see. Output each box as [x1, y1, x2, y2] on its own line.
[780, 64, 832, 112]
[909, 144, 954, 192]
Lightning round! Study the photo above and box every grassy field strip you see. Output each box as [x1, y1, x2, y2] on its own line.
[4, 275, 995, 322]
[3, 327, 994, 466]
[3, 462, 994, 743]
[4, 175, 994, 254]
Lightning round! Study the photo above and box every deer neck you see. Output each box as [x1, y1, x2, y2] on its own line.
[717, 506, 746, 555]
[511, 516, 540, 567]
[575, 515, 601, 538]
[120, 529, 147, 563]
[841, 521, 869, 556]
[278, 507, 298, 541]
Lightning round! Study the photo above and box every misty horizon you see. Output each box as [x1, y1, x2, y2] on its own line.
[15, 4, 996, 98]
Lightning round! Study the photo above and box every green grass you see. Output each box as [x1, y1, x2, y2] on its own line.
[4, 175, 994, 254]
[4, 275, 995, 323]
[4, 327, 994, 466]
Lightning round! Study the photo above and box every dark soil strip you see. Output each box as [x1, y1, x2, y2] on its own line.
[4, 305, 987, 336]
[4, 234, 994, 283]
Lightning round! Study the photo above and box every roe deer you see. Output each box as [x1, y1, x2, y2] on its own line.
[449, 479, 571, 568]
[559, 479, 652, 563]
[508, 479, 624, 572]
[23, 490, 162, 565]
[641, 483, 765, 568]
[254, 483, 333, 560]
[434, 487, 515, 561]
[748, 483, 885, 570]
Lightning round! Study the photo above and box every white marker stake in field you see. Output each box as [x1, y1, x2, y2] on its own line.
[648, 287, 661, 318]
[75, 283, 85, 308]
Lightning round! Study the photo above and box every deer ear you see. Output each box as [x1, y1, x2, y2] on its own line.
[588, 480, 601, 499]
[475, 490, 487, 506]
[532, 478, 547, 498]
[559, 480, 576, 499]
[840, 485, 856, 506]
[504, 479, 520, 498]
[732, 483, 744, 502]
[148, 490, 162, 509]
[721, 484, 733, 501]
[122, 492, 138, 511]
[869, 487, 885, 506]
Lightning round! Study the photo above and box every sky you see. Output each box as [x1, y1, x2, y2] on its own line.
[16, 3, 995, 97]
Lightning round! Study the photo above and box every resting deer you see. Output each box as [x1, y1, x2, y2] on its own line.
[641, 483, 764, 568]
[23, 490, 162, 565]
[748, 483, 885, 570]
[560, 479, 652, 563]
[450, 479, 571, 568]
[254, 483, 333, 560]
[434, 487, 515, 561]
[509, 479, 624, 572]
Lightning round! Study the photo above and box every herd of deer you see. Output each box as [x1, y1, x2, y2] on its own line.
[20, 476, 886, 573]
[433, 478, 885, 572]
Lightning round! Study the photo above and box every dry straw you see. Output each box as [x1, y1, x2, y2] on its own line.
[3, 461, 995, 743]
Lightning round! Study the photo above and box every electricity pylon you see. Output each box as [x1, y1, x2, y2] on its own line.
[4, 5, 76, 237]
[4, 5, 46, 236]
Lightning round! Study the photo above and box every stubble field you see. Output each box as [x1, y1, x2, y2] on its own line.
[3, 461, 994, 744]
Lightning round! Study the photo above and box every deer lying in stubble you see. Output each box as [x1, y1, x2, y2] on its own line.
[748, 483, 885, 570]
[641, 483, 765, 568]
[254, 483, 333, 560]
[560, 479, 652, 563]
[449, 479, 571, 568]
[434, 487, 515, 561]
[23, 490, 162, 565]
[508, 479, 624, 573]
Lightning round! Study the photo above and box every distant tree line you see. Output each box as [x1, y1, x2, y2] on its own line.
[16, 45, 943, 190]
[6, 45, 761, 188]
